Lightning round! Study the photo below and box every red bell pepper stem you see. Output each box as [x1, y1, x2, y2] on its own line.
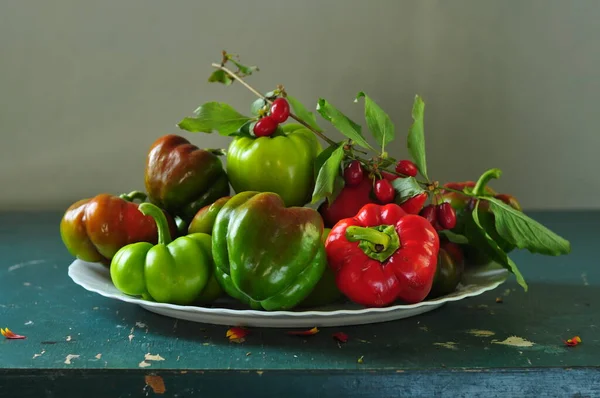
[473, 168, 502, 197]
[119, 191, 148, 203]
[346, 226, 391, 247]
[138, 202, 173, 245]
[345, 225, 401, 262]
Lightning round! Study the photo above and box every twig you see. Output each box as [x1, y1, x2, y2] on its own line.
[212, 63, 338, 147]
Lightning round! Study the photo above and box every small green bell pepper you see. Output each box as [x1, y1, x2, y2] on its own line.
[188, 196, 231, 235]
[212, 191, 327, 311]
[226, 123, 322, 207]
[110, 202, 222, 305]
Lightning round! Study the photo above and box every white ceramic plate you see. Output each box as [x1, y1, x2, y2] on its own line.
[68, 260, 508, 328]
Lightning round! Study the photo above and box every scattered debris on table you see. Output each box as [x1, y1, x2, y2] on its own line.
[145, 375, 166, 394]
[32, 350, 45, 359]
[332, 332, 348, 343]
[1, 328, 26, 339]
[64, 354, 79, 365]
[564, 336, 582, 347]
[434, 342, 459, 350]
[466, 329, 495, 337]
[492, 336, 535, 348]
[226, 327, 249, 343]
[287, 327, 319, 336]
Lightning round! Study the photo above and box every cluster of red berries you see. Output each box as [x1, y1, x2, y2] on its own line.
[343, 158, 457, 231]
[419, 203, 457, 231]
[343, 159, 421, 205]
[253, 98, 291, 137]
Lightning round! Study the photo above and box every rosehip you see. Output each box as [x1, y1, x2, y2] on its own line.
[343, 161, 364, 186]
[374, 179, 395, 204]
[419, 204, 437, 225]
[395, 160, 418, 177]
[437, 202, 457, 230]
[253, 116, 278, 137]
[270, 98, 290, 124]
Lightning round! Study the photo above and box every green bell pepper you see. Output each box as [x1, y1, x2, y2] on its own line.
[212, 191, 327, 311]
[298, 228, 343, 308]
[226, 123, 322, 207]
[188, 196, 231, 235]
[110, 202, 222, 305]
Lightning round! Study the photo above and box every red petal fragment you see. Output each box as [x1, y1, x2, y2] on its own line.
[226, 327, 249, 342]
[564, 336, 582, 347]
[332, 332, 348, 343]
[1, 328, 26, 339]
[287, 327, 319, 336]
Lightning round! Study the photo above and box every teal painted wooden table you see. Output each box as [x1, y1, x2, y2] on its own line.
[1, 210, 599, 397]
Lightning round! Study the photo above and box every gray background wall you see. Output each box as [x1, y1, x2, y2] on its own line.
[1, 0, 598, 211]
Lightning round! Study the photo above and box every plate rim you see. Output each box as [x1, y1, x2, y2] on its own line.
[68, 260, 508, 318]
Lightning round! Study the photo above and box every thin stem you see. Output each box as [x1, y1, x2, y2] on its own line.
[212, 63, 338, 148]
[138, 202, 173, 246]
[211, 63, 265, 100]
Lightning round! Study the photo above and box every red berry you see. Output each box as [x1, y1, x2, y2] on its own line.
[437, 202, 457, 230]
[253, 116, 278, 137]
[419, 204, 437, 225]
[395, 160, 418, 177]
[270, 98, 290, 123]
[374, 179, 395, 204]
[343, 161, 364, 186]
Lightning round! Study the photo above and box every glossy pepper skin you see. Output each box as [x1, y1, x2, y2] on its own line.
[188, 196, 231, 235]
[325, 203, 440, 307]
[427, 240, 465, 298]
[145, 134, 230, 223]
[226, 123, 322, 207]
[298, 228, 343, 308]
[110, 202, 221, 305]
[60, 191, 177, 265]
[212, 191, 327, 311]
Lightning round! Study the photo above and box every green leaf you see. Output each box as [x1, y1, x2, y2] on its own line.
[251, 98, 267, 116]
[438, 230, 469, 244]
[316, 98, 374, 150]
[355, 92, 395, 150]
[390, 176, 425, 202]
[287, 95, 323, 132]
[483, 197, 571, 256]
[228, 58, 259, 76]
[178, 102, 252, 136]
[329, 174, 345, 206]
[313, 144, 341, 181]
[466, 202, 528, 291]
[208, 70, 233, 86]
[311, 145, 345, 204]
[407, 95, 429, 180]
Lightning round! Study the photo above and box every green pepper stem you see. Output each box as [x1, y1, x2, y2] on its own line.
[473, 168, 502, 197]
[345, 224, 401, 262]
[119, 191, 147, 203]
[346, 226, 391, 248]
[138, 202, 172, 245]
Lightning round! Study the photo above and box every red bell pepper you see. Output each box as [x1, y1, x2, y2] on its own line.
[325, 202, 440, 307]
